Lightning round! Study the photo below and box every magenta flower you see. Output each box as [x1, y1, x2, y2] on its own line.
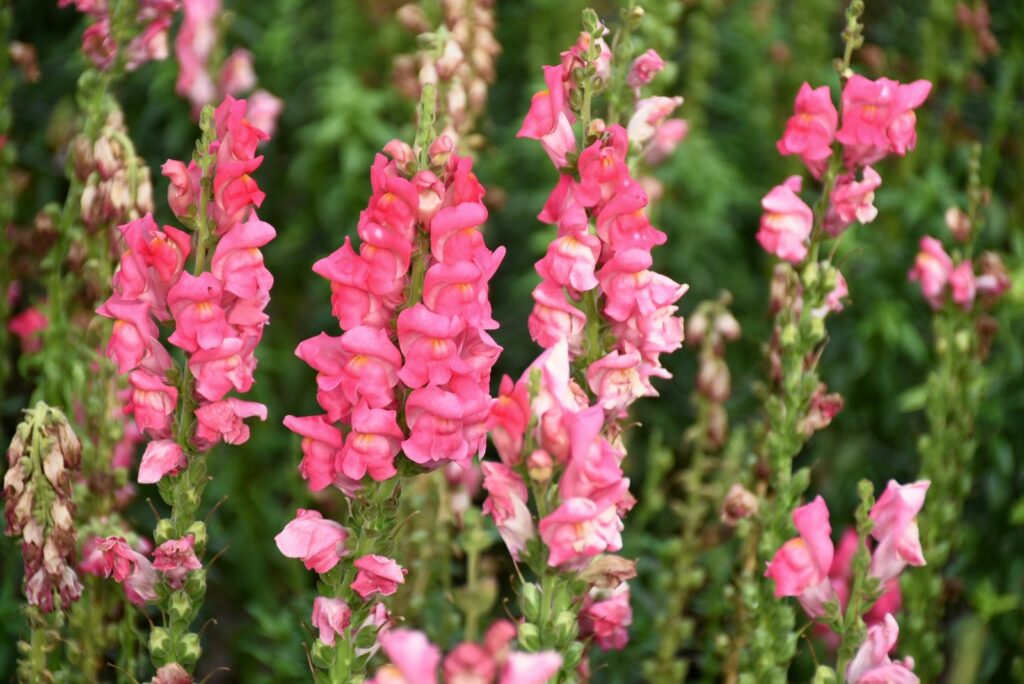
[764, 496, 836, 618]
[777, 83, 838, 177]
[137, 439, 186, 484]
[275, 509, 349, 573]
[908, 236, 953, 309]
[837, 75, 932, 167]
[161, 159, 198, 218]
[152, 535, 202, 589]
[580, 583, 633, 651]
[351, 555, 407, 599]
[756, 175, 814, 264]
[311, 596, 351, 647]
[869, 480, 930, 583]
[845, 614, 919, 683]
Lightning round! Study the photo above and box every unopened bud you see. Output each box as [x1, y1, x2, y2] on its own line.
[152, 663, 194, 684]
[721, 484, 759, 526]
[578, 555, 637, 589]
[944, 207, 972, 243]
[527, 449, 553, 483]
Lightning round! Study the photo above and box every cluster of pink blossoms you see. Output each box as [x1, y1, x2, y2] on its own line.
[81, 533, 200, 606]
[97, 95, 272, 486]
[282, 138, 503, 495]
[175, 0, 282, 134]
[58, 0, 178, 72]
[363, 625, 562, 684]
[765, 480, 930, 683]
[759, 76, 932, 263]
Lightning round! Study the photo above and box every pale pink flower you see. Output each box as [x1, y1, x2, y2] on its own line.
[626, 95, 682, 147]
[219, 48, 256, 96]
[528, 280, 587, 355]
[586, 345, 658, 412]
[246, 89, 284, 138]
[908, 236, 953, 309]
[580, 583, 632, 651]
[377, 629, 441, 684]
[137, 439, 186, 483]
[949, 261, 977, 310]
[162, 159, 199, 217]
[627, 49, 665, 89]
[275, 509, 349, 573]
[845, 614, 919, 684]
[312, 596, 351, 646]
[826, 166, 882, 236]
[499, 652, 563, 684]
[756, 176, 813, 263]
[152, 535, 202, 589]
[481, 462, 534, 560]
[351, 555, 406, 599]
[869, 480, 929, 583]
[443, 643, 496, 684]
[539, 497, 623, 568]
[764, 496, 836, 618]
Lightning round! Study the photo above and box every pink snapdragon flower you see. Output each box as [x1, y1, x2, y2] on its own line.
[845, 614, 919, 683]
[193, 398, 267, 448]
[837, 76, 932, 167]
[829, 530, 902, 629]
[7, 307, 47, 353]
[486, 375, 531, 466]
[826, 166, 882, 237]
[127, 370, 179, 437]
[481, 462, 534, 560]
[275, 509, 349, 573]
[869, 480, 929, 583]
[627, 49, 665, 89]
[137, 439, 186, 483]
[152, 534, 201, 588]
[282, 415, 343, 492]
[499, 652, 564, 684]
[518, 65, 576, 168]
[374, 629, 442, 684]
[94, 536, 158, 605]
[350, 555, 407, 599]
[756, 175, 814, 264]
[539, 497, 623, 568]
[61, 0, 176, 72]
[764, 496, 836, 618]
[579, 583, 633, 650]
[339, 405, 404, 481]
[949, 261, 977, 310]
[908, 236, 953, 309]
[443, 643, 497, 684]
[312, 596, 351, 646]
[777, 83, 838, 177]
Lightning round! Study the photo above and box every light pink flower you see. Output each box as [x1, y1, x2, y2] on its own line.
[908, 236, 953, 309]
[486, 375, 530, 466]
[539, 497, 623, 568]
[499, 652, 563, 684]
[193, 398, 267, 449]
[282, 415, 343, 492]
[627, 49, 665, 89]
[97, 297, 159, 373]
[138, 439, 186, 483]
[396, 304, 469, 388]
[764, 495, 836, 618]
[536, 230, 602, 293]
[128, 369, 178, 437]
[377, 629, 441, 684]
[828, 530, 902, 634]
[351, 555, 407, 599]
[756, 176, 813, 264]
[826, 166, 882, 236]
[312, 596, 351, 646]
[575, 126, 629, 209]
[443, 643, 496, 684]
[246, 90, 284, 138]
[869, 480, 929, 583]
[777, 83, 838, 177]
[626, 96, 682, 148]
[481, 462, 534, 560]
[949, 261, 976, 310]
[580, 583, 632, 651]
[596, 248, 686, 322]
[210, 219, 275, 298]
[275, 509, 349, 573]
[586, 345, 659, 412]
[152, 535, 202, 589]
[845, 614, 919, 684]
[528, 280, 587, 355]
[339, 404, 404, 482]
[219, 48, 256, 96]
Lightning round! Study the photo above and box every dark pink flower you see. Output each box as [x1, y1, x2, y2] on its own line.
[764, 495, 836, 618]
[152, 535, 202, 589]
[127, 370, 178, 437]
[338, 404, 404, 482]
[138, 439, 186, 483]
[826, 166, 882, 236]
[518, 65, 576, 168]
[313, 238, 397, 330]
[837, 76, 932, 167]
[486, 375, 530, 466]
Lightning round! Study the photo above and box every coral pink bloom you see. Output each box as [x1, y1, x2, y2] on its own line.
[826, 166, 882, 237]
[339, 404, 404, 481]
[396, 304, 469, 388]
[845, 614, 919, 684]
[597, 248, 687, 322]
[838, 76, 932, 166]
[137, 439, 186, 483]
[481, 462, 534, 560]
[756, 175, 813, 264]
[764, 495, 836, 618]
[294, 332, 354, 420]
[213, 163, 265, 227]
[777, 83, 838, 177]
[422, 252, 504, 330]
[162, 159, 198, 217]
[335, 326, 403, 408]
[312, 237, 394, 330]
[363, 155, 420, 240]
[402, 386, 470, 467]
[7, 307, 47, 353]
[595, 183, 665, 253]
[536, 230, 602, 293]
[351, 555, 407, 599]
[908, 236, 953, 309]
[949, 261, 977, 310]
[376, 629, 441, 684]
[97, 297, 159, 373]
[210, 219, 275, 298]
[188, 336, 256, 401]
[539, 497, 623, 568]
[275, 509, 349, 573]
[528, 280, 587, 355]
[627, 49, 665, 89]
[518, 65, 577, 168]
[152, 535, 202, 589]
[282, 415, 343, 492]
[580, 583, 633, 651]
[538, 175, 588, 233]
[429, 200, 488, 264]
[869, 480, 930, 583]
[587, 345, 657, 413]
[444, 643, 497, 684]
[167, 272, 231, 352]
[194, 398, 267, 449]
[358, 226, 413, 296]
[575, 127, 630, 209]
[128, 370, 178, 437]
[487, 375, 530, 466]
[312, 596, 351, 646]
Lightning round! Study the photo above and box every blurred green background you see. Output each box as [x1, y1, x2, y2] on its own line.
[3, 0, 1023, 681]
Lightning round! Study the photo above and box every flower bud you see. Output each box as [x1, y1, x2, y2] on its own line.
[517, 622, 541, 651]
[149, 626, 172, 660]
[526, 449, 553, 483]
[554, 610, 578, 644]
[185, 521, 207, 555]
[152, 663, 193, 684]
[519, 582, 542, 622]
[179, 632, 201, 667]
[720, 484, 759, 526]
[169, 590, 193, 621]
[944, 207, 971, 243]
